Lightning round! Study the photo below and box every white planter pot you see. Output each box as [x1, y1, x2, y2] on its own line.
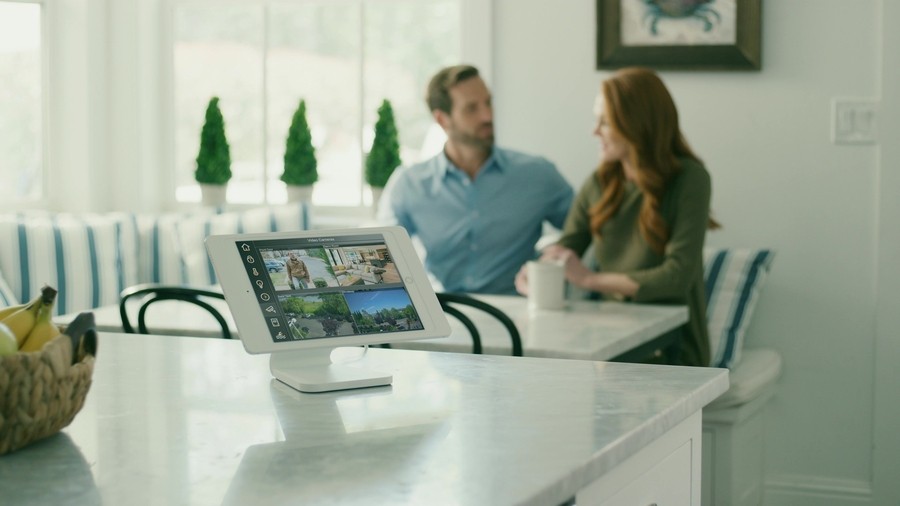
[199, 184, 227, 207]
[286, 185, 314, 203]
[370, 187, 384, 209]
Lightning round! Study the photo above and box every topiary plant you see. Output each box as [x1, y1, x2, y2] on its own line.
[195, 97, 232, 185]
[281, 99, 318, 186]
[365, 99, 401, 188]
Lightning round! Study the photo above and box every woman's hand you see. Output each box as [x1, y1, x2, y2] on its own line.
[538, 244, 569, 262]
[540, 246, 593, 289]
[534, 244, 641, 297]
[515, 245, 574, 295]
[559, 250, 595, 288]
[514, 264, 529, 296]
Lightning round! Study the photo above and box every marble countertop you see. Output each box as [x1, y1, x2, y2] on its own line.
[0, 333, 727, 505]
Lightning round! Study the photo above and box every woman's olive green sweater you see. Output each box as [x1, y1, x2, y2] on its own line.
[557, 159, 712, 367]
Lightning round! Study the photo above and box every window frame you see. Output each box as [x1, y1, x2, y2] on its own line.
[0, 0, 48, 209]
[160, 0, 492, 220]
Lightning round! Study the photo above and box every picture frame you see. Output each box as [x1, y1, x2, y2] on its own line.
[596, 0, 762, 70]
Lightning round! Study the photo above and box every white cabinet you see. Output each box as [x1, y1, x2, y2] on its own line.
[577, 411, 702, 506]
[605, 440, 692, 506]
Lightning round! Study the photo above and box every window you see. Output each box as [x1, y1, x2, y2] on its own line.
[0, 1, 43, 203]
[172, 0, 461, 208]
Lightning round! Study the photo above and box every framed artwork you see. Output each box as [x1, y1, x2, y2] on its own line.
[596, 0, 762, 70]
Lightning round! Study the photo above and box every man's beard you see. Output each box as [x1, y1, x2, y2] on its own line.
[450, 123, 494, 151]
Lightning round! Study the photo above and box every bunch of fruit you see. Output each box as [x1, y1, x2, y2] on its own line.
[0, 285, 62, 356]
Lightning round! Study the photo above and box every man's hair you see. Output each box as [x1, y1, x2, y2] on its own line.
[425, 65, 481, 114]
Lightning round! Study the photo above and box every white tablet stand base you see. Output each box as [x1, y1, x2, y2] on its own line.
[269, 347, 392, 393]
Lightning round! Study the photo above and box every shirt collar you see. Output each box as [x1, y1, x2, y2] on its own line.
[436, 146, 506, 180]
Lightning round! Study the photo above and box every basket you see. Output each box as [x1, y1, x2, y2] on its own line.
[0, 312, 97, 455]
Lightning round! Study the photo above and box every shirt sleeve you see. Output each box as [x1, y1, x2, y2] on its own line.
[555, 176, 596, 257]
[375, 168, 416, 235]
[543, 163, 575, 229]
[627, 164, 711, 302]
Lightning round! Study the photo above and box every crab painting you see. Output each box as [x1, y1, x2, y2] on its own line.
[642, 0, 722, 35]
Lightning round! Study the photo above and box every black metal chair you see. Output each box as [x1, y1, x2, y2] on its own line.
[119, 284, 232, 339]
[436, 293, 523, 357]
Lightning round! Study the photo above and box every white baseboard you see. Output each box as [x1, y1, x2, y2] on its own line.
[764, 475, 873, 506]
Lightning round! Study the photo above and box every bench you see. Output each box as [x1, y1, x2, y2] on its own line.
[0, 204, 309, 316]
[702, 248, 780, 506]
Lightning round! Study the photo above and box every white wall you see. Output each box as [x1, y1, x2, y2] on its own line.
[46, 0, 106, 212]
[491, 0, 897, 504]
[874, 2, 900, 504]
[45, 0, 158, 213]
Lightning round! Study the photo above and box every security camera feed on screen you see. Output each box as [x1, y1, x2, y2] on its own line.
[235, 234, 423, 343]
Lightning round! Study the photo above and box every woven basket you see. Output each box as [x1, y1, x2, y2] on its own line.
[0, 314, 97, 455]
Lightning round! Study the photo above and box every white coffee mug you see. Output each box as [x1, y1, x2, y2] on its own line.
[527, 260, 566, 310]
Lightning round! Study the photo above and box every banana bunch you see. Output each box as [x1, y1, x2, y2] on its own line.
[0, 285, 62, 353]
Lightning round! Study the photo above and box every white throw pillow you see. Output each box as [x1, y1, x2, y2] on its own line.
[0, 268, 18, 307]
[0, 213, 140, 316]
[133, 211, 217, 285]
[176, 204, 310, 286]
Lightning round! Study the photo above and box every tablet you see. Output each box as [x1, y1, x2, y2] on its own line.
[206, 226, 450, 392]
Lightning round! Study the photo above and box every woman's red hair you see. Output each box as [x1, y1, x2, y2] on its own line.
[590, 67, 719, 254]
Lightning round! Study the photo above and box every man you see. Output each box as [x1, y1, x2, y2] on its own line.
[285, 252, 310, 290]
[377, 65, 573, 294]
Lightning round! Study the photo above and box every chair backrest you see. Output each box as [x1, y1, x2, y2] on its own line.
[436, 293, 523, 357]
[119, 284, 231, 339]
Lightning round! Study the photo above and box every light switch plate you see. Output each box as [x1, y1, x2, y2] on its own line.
[832, 98, 878, 145]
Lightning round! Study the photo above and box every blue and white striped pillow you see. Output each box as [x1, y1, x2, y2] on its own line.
[0, 268, 18, 307]
[703, 248, 775, 369]
[133, 211, 218, 285]
[176, 204, 309, 286]
[0, 213, 140, 316]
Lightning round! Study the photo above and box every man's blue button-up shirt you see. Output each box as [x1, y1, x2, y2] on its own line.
[377, 147, 574, 294]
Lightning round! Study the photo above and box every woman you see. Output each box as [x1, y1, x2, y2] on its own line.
[516, 67, 719, 367]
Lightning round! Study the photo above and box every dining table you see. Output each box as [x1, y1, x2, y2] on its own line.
[55, 294, 688, 362]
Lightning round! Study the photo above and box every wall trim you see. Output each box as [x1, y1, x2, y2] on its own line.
[873, 0, 900, 503]
[766, 475, 873, 506]
[461, 0, 492, 83]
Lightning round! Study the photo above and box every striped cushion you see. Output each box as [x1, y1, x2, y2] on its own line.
[703, 248, 775, 369]
[0, 268, 18, 307]
[0, 213, 140, 316]
[133, 211, 218, 285]
[176, 204, 309, 286]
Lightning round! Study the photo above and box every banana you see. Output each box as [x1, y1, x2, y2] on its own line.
[0, 301, 30, 321]
[20, 303, 61, 353]
[2, 301, 40, 348]
[0, 290, 46, 322]
[19, 308, 59, 351]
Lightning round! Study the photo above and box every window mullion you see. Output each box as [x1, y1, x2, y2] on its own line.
[262, 3, 270, 203]
[358, 0, 366, 207]
[40, 0, 49, 205]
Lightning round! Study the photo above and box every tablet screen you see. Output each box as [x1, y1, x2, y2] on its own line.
[235, 232, 423, 343]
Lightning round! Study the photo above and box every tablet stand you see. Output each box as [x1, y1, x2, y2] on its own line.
[269, 347, 392, 393]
